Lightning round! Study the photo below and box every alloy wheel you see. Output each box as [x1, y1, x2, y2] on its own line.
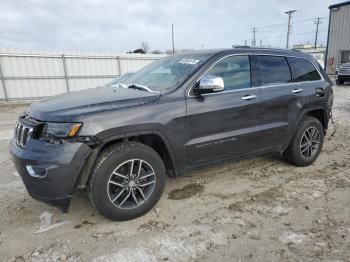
[299, 127, 321, 159]
[107, 159, 156, 209]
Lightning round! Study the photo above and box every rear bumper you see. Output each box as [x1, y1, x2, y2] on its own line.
[9, 138, 92, 212]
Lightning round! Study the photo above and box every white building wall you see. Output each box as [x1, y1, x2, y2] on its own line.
[327, 3, 350, 74]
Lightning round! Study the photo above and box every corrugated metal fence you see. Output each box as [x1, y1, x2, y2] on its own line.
[0, 49, 165, 101]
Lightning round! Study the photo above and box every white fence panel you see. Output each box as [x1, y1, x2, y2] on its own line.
[0, 49, 166, 101]
[5, 79, 67, 98]
[120, 57, 155, 73]
[65, 57, 120, 76]
[68, 78, 113, 92]
[1, 55, 64, 77]
[0, 80, 4, 99]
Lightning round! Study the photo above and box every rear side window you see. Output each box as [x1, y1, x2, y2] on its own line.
[287, 57, 321, 82]
[255, 56, 291, 86]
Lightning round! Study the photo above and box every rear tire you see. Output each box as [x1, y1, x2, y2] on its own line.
[88, 142, 166, 221]
[283, 117, 324, 167]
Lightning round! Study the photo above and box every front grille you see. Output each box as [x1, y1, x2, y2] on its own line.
[15, 122, 34, 148]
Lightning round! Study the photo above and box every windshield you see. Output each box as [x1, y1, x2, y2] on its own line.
[121, 54, 211, 92]
[108, 72, 134, 86]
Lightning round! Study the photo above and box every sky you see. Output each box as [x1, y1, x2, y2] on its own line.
[0, 0, 341, 53]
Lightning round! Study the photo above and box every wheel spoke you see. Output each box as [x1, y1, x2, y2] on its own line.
[109, 180, 125, 188]
[305, 130, 311, 141]
[135, 186, 146, 201]
[138, 180, 156, 187]
[138, 172, 155, 180]
[301, 146, 309, 153]
[136, 160, 143, 179]
[113, 172, 128, 179]
[112, 188, 126, 202]
[129, 160, 134, 177]
[131, 189, 138, 205]
[307, 146, 312, 157]
[118, 190, 131, 207]
[300, 142, 308, 149]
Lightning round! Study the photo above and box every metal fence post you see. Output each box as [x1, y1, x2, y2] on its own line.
[61, 54, 70, 93]
[117, 56, 122, 76]
[0, 56, 8, 102]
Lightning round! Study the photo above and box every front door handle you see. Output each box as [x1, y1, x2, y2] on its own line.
[242, 95, 257, 100]
[292, 88, 303, 94]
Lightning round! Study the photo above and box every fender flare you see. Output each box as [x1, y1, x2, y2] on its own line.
[281, 107, 329, 153]
[76, 129, 178, 188]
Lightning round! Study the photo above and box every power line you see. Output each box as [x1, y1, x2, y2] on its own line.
[285, 10, 297, 49]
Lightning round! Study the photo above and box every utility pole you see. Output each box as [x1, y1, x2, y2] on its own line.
[171, 23, 175, 54]
[314, 17, 323, 49]
[244, 40, 247, 46]
[252, 27, 257, 47]
[201, 44, 204, 49]
[285, 10, 297, 49]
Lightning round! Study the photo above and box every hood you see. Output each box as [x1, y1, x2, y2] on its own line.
[28, 86, 161, 122]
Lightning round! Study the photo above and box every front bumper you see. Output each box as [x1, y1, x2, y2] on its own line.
[337, 74, 350, 82]
[9, 138, 92, 212]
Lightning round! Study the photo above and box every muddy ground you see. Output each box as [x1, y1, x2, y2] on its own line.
[0, 85, 349, 261]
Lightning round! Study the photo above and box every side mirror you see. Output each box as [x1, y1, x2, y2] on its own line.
[193, 75, 224, 95]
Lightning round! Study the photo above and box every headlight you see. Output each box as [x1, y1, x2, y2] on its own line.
[43, 122, 82, 138]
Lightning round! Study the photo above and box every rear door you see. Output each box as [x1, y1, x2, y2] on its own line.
[185, 55, 261, 166]
[255, 55, 323, 149]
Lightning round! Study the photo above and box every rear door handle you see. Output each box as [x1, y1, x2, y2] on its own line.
[292, 88, 303, 94]
[242, 95, 257, 100]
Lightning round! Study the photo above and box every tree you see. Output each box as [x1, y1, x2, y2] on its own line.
[132, 48, 145, 54]
[141, 41, 149, 53]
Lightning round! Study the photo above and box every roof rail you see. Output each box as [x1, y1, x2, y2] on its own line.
[233, 46, 302, 52]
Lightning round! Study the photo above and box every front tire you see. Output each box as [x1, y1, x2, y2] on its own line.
[88, 142, 166, 221]
[336, 79, 344, 85]
[284, 117, 324, 167]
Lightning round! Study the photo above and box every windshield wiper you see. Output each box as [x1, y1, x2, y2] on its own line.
[127, 84, 158, 93]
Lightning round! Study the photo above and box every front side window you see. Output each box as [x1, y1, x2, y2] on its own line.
[255, 56, 291, 86]
[287, 57, 321, 82]
[203, 56, 251, 91]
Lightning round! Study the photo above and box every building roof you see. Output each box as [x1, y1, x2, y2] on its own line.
[329, 1, 350, 9]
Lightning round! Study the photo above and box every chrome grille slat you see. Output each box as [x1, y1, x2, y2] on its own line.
[14, 121, 33, 148]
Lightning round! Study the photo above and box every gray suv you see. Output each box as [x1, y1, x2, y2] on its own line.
[10, 48, 333, 220]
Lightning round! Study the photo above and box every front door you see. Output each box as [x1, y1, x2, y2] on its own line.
[185, 55, 261, 166]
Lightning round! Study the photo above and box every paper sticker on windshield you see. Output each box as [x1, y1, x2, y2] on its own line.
[179, 58, 200, 65]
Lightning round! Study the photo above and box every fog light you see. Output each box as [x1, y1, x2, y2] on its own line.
[26, 165, 47, 178]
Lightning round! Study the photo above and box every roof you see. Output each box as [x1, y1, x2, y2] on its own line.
[329, 1, 350, 9]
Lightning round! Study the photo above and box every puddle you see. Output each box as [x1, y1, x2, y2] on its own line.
[168, 184, 205, 200]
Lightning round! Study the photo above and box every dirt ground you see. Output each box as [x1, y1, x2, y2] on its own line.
[0, 85, 349, 262]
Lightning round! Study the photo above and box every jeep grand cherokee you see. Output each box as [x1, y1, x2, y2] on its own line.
[10, 48, 334, 220]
